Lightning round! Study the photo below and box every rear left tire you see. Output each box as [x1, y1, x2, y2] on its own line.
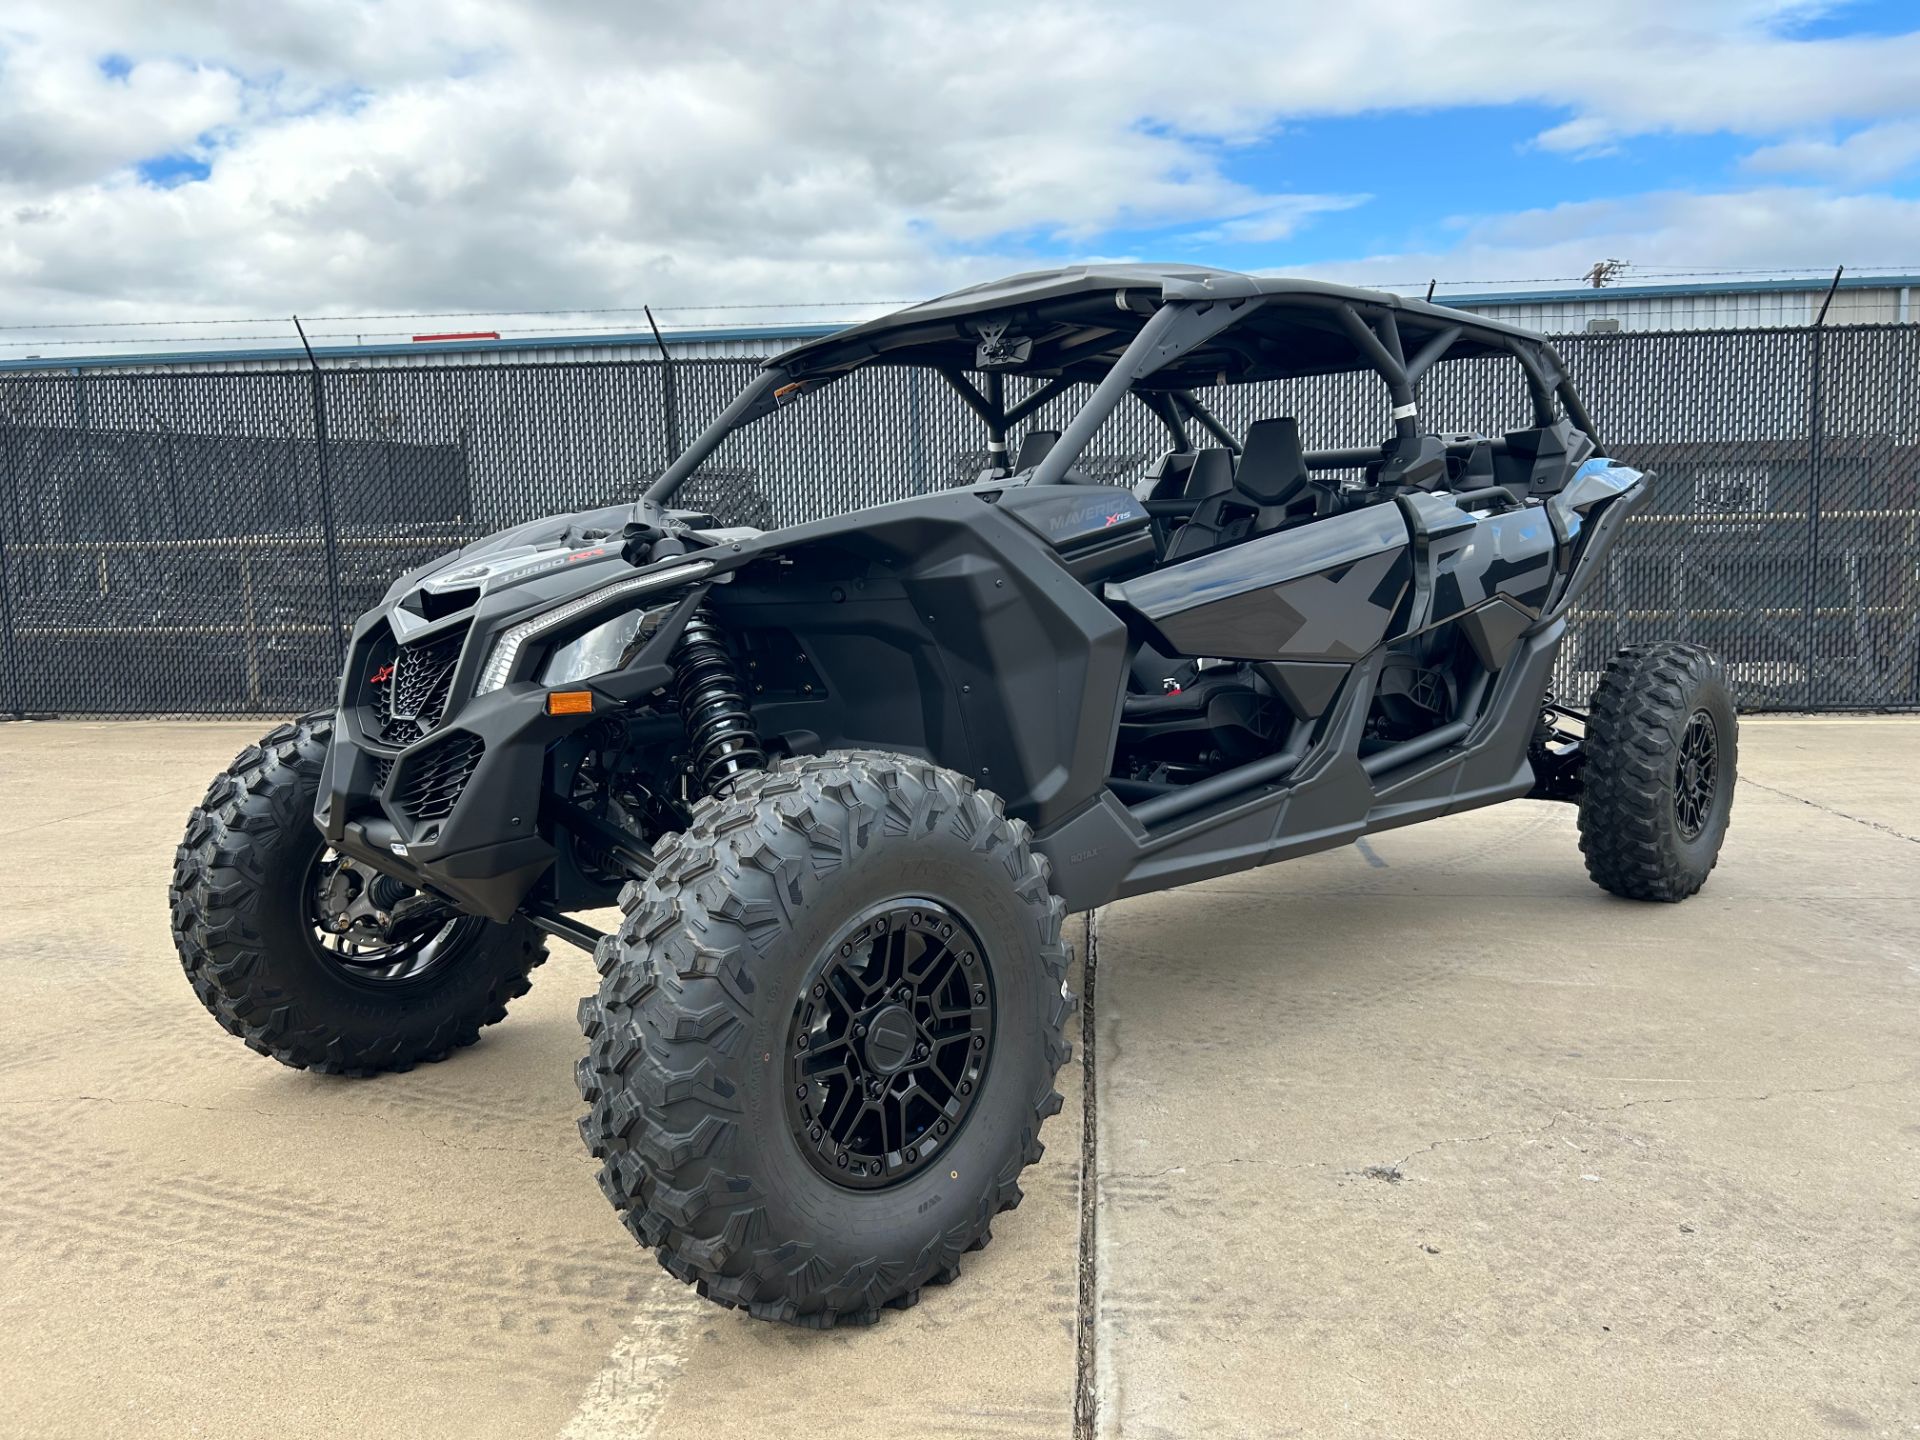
[1578, 642, 1738, 902]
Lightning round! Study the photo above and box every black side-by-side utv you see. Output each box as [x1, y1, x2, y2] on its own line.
[171, 264, 1735, 1327]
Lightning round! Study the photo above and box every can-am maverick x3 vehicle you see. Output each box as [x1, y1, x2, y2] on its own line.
[171, 265, 1736, 1327]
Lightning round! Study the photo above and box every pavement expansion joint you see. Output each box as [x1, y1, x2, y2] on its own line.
[1381, 1078, 1907, 1176]
[1739, 777, 1920, 843]
[1072, 907, 1100, 1440]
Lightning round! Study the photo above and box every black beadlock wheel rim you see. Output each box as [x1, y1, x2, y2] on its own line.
[303, 846, 479, 987]
[785, 899, 995, 1190]
[1674, 709, 1719, 840]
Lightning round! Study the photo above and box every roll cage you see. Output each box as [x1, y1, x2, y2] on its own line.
[635, 264, 1596, 524]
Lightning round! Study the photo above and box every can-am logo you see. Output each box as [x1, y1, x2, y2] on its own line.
[369, 663, 394, 684]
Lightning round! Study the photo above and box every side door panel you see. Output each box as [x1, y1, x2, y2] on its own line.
[1104, 505, 1412, 662]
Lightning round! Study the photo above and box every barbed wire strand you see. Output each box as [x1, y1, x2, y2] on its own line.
[2, 264, 1913, 351]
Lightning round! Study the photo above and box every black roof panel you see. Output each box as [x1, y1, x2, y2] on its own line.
[771, 264, 1549, 386]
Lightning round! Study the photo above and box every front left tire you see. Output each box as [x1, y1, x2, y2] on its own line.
[576, 751, 1074, 1327]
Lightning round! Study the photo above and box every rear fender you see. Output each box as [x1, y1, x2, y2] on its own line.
[1537, 459, 1652, 621]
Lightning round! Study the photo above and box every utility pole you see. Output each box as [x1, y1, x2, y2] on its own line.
[1584, 258, 1628, 288]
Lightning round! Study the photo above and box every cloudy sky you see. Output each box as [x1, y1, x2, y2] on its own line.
[1, 0, 1917, 353]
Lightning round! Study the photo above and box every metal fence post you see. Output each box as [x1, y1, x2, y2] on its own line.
[645, 306, 682, 458]
[1801, 345, 1827, 707]
[294, 318, 348, 670]
[1799, 268, 1846, 709]
[0, 422, 19, 718]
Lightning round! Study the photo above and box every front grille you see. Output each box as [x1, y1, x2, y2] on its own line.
[369, 624, 468, 747]
[391, 732, 484, 822]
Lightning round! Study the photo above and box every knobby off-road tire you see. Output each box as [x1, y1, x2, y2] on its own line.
[1578, 642, 1738, 902]
[576, 751, 1074, 1328]
[169, 714, 547, 1075]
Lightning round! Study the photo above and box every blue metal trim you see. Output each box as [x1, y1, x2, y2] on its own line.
[0, 322, 845, 373]
[1433, 274, 1920, 309]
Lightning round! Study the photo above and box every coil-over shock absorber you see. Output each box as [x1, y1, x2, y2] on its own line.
[671, 604, 765, 796]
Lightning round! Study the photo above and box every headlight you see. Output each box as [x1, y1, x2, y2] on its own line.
[474, 561, 712, 695]
[538, 602, 677, 687]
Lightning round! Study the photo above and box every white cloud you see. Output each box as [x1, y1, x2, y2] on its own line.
[1743, 121, 1920, 184]
[0, 40, 240, 186]
[1186, 194, 1373, 245]
[1524, 22, 1920, 155]
[0, 0, 1914, 344]
[1291, 188, 1920, 293]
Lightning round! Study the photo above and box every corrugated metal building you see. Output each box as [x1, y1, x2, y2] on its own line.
[1449, 273, 1916, 333]
[2, 274, 1914, 374]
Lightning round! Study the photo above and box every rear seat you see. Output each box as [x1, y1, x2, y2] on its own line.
[1161, 418, 1319, 561]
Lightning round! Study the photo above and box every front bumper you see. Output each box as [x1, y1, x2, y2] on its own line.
[321, 677, 582, 923]
[306, 505, 754, 922]
[318, 590, 696, 924]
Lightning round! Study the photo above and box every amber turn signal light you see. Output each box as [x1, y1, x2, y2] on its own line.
[546, 689, 594, 715]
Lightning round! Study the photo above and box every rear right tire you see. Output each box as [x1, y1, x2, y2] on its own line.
[1578, 642, 1737, 902]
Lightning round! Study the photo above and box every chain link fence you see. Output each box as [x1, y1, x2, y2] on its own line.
[1, 322, 1915, 716]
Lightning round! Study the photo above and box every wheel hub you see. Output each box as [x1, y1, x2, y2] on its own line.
[1674, 709, 1719, 840]
[321, 866, 361, 921]
[786, 899, 994, 1190]
[862, 1003, 918, 1074]
[305, 848, 469, 983]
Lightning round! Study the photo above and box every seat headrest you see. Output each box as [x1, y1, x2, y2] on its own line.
[1186, 447, 1235, 499]
[1142, 450, 1198, 502]
[1462, 441, 1497, 485]
[1235, 417, 1309, 505]
[1012, 429, 1060, 471]
[1145, 449, 1195, 481]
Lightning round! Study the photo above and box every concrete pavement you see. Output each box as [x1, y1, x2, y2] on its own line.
[0, 721, 1081, 1440]
[0, 717, 1914, 1437]
[1094, 717, 1920, 1438]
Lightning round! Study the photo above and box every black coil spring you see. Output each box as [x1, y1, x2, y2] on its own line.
[672, 606, 766, 796]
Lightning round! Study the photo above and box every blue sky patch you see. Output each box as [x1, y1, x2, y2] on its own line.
[1077, 106, 1783, 274]
[1780, 0, 1918, 39]
[138, 152, 213, 187]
